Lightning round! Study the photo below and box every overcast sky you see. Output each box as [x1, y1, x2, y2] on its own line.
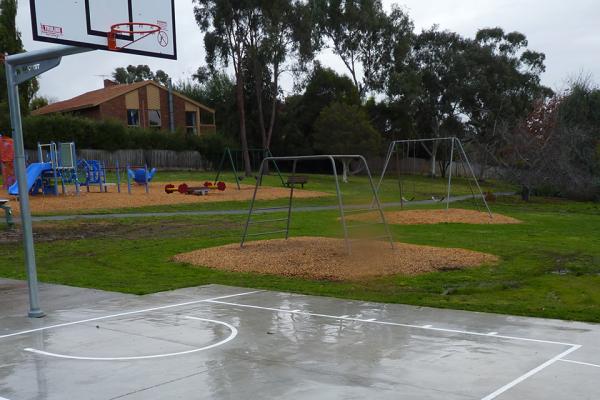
[16, 0, 600, 101]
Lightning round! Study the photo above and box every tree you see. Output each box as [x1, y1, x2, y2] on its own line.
[246, 0, 314, 158]
[490, 79, 600, 201]
[30, 96, 51, 111]
[276, 64, 360, 155]
[461, 28, 552, 179]
[194, 0, 256, 176]
[175, 68, 238, 139]
[112, 65, 170, 86]
[313, 102, 381, 182]
[0, 0, 39, 133]
[409, 28, 469, 177]
[315, 0, 412, 97]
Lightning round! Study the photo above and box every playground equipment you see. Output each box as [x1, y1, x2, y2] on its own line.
[214, 148, 284, 190]
[241, 155, 394, 255]
[129, 167, 157, 184]
[8, 142, 80, 196]
[0, 136, 15, 190]
[165, 181, 226, 196]
[0, 198, 14, 228]
[7, 141, 125, 196]
[78, 159, 108, 192]
[376, 137, 492, 216]
[126, 165, 156, 195]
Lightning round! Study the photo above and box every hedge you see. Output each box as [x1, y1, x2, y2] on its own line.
[21, 114, 229, 159]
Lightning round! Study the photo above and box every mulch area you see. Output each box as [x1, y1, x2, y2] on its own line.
[347, 209, 521, 225]
[1, 182, 329, 216]
[173, 237, 499, 281]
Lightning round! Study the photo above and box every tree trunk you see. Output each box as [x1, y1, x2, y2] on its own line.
[254, 70, 270, 175]
[430, 140, 438, 178]
[521, 185, 531, 201]
[342, 159, 350, 183]
[236, 74, 252, 177]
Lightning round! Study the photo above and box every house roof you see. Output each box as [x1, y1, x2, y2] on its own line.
[32, 80, 215, 116]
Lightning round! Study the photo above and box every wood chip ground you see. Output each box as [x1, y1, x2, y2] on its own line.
[1, 182, 329, 215]
[173, 237, 499, 281]
[347, 209, 521, 225]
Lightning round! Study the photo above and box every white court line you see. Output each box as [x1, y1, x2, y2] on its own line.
[0, 396, 11, 400]
[481, 345, 582, 400]
[205, 299, 586, 400]
[559, 359, 600, 369]
[0, 290, 262, 340]
[205, 300, 579, 347]
[24, 317, 237, 361]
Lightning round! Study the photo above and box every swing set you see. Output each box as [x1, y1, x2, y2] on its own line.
[376, 137, 492, 217]
[214, 148, 285, 190]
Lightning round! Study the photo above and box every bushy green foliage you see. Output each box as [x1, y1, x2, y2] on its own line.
[275, 65, 361, 155]
[313, 102, 381, 156]
[22, 114, 227, 156]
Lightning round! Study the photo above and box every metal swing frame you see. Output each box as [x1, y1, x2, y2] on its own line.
[241, 155, 394, 255]
[376, 137, 492, 217]
[214, 148, 285, 190]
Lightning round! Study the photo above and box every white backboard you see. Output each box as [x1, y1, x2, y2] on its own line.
[30, 0, 177, 60]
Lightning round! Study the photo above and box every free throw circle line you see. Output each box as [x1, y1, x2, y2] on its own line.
[24, 317, 237, 361]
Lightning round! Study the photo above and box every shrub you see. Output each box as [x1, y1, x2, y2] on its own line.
[21, 114, 227, 157]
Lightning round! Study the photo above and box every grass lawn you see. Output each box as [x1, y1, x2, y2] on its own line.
[1, 195, 599, 323]
[12, 170, 514, 216]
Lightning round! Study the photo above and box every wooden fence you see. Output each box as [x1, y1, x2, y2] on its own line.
[22, 149, 502, 179]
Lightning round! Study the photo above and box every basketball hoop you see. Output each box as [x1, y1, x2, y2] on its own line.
[108, 22, 161, 51]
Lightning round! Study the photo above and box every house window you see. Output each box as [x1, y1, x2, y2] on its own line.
[200, 110, 215, 125]
[148, 110, 161, 128]
[185, 111, 197, 135]
[127, 109, 140, 127]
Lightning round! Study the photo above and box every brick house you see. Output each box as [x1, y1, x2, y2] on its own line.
[33, 80, 216, 135]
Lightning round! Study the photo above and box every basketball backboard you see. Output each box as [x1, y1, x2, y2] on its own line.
[29, 0, 177, 60]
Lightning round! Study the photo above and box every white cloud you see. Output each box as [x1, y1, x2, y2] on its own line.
[17, 0, 600, 101]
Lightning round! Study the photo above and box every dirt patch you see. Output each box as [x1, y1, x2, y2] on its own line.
[0, 219, 243, 244]
[347, 209, 521, 225]
[173, 237, 498, 281]
[1, 182, 329, 216]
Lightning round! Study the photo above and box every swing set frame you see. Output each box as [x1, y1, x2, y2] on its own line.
[376, 137, 492, 217]
[214, 148, 285, 190]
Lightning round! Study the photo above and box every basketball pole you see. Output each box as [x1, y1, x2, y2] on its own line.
[5, 45, 93, 318]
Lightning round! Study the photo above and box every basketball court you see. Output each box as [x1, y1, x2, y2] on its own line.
[1, 280, 599, 399]
[3, 2, 599, 399]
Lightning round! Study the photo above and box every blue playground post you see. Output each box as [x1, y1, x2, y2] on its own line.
[144, 164, 149, 194]
[127, 164, 132, 195]
[101, 161, 107, 193]
[51, 142, 59, 196]
[73, 143, 80, 195]
[116, 160, 121, 193]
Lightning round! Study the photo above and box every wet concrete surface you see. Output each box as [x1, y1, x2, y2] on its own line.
[0, 279, 598, 399]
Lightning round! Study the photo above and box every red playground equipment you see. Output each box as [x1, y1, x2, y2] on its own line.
[0, 136, 15, 190]
[164, 181, 227, 196]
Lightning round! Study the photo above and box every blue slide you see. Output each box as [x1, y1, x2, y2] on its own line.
[8, 163, 52, 196]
